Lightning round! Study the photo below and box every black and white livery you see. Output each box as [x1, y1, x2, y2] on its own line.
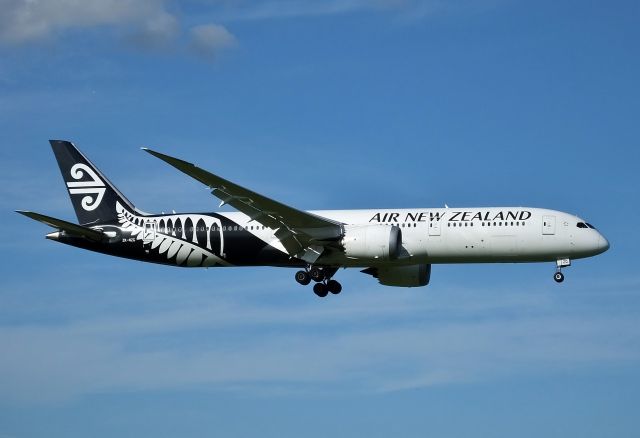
[19, 140, 610, 297]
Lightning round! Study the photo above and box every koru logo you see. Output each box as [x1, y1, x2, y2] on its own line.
[66, 163, 106, 211]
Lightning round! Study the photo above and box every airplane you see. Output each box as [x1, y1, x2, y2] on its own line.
[18, 140, 609, 298]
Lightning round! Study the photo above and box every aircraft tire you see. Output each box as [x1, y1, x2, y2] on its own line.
[313, 283, 328, 297]
[309, 266, 325, 282]
[295, 270, 311, 285]
[554, 272, 564, 283]
[327, 280, 342, 294]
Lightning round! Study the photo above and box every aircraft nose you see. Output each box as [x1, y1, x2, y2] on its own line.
[597, 234, 610, 253]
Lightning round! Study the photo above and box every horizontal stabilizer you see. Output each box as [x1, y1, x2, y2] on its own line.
[16, 210, 106, 241]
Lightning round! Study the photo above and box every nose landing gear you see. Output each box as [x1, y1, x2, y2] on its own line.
[554, 271, 564, 283]
[295, 266, 342, 297]
[554, 258, 571, 283]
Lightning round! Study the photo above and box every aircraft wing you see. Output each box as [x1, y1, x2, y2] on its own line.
[142, 148, 344, 263]
[16, 210, 106, 241]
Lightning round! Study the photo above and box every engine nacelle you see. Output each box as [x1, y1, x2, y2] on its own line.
[342, 225, 402, 261]
[364, 264, 431, 287]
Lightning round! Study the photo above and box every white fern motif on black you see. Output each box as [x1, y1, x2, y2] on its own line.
[116, 202, 231, 267]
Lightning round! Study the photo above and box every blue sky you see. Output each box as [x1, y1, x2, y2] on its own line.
[1, 0, 639, 436]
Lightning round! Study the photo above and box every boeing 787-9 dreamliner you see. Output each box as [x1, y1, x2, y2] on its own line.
[18, 141, 609, 297]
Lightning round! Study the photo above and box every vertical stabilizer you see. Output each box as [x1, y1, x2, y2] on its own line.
[49, 140, 138, 225]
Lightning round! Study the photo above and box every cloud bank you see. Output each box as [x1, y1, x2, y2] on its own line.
[0, 0, 236, 59]
[0, 0, 458, 57]
[1, 279, 638, 403]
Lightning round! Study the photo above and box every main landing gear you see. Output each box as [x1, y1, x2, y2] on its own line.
[295, 266, 342, 298]
[554, 258, 571, 283]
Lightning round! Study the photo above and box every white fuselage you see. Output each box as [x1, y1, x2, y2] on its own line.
[218, 207, 608, 267]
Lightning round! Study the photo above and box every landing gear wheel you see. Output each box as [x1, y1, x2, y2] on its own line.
[327, 280, 342, 295]
[313, 282, 328, 297]
[554, 272, 564, 283]
[309, 266, 325, 282]
[295, 270, 311, 286]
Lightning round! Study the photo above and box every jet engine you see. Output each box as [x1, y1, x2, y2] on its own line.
[362, 264, 431, 287]
[342, 224, 402, 261]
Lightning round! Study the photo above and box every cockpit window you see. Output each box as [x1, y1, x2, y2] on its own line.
[577, 222, 588, 228]
[586, 223, 596, 230]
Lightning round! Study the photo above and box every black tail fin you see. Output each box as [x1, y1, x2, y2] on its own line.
[50, 140, 138, 225]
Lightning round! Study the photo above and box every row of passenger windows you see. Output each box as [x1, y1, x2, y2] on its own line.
[378, 223, 418, 227]
[158, 225, 268, 233]
[156, 221, 533, 233]
[448, 221, 527, 227]
[364, 222, 527, 228]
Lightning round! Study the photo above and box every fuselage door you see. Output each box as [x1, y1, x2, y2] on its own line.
[542, 215, 556, 235]
[429, 217, 441, 236]
[143, 221, 156, 244]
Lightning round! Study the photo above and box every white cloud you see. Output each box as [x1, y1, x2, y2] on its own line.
[0, 0, 236, 59]
[219, 0, 377, 21]
[0, 0, 487, 58]
[211, 0, 444, 21]
[189, 24, 237, 60]
[0, 0, 174, 44]
[127, 10, 180, 49]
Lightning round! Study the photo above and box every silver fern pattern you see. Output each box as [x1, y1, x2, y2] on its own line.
[116, 202, 231, 267]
